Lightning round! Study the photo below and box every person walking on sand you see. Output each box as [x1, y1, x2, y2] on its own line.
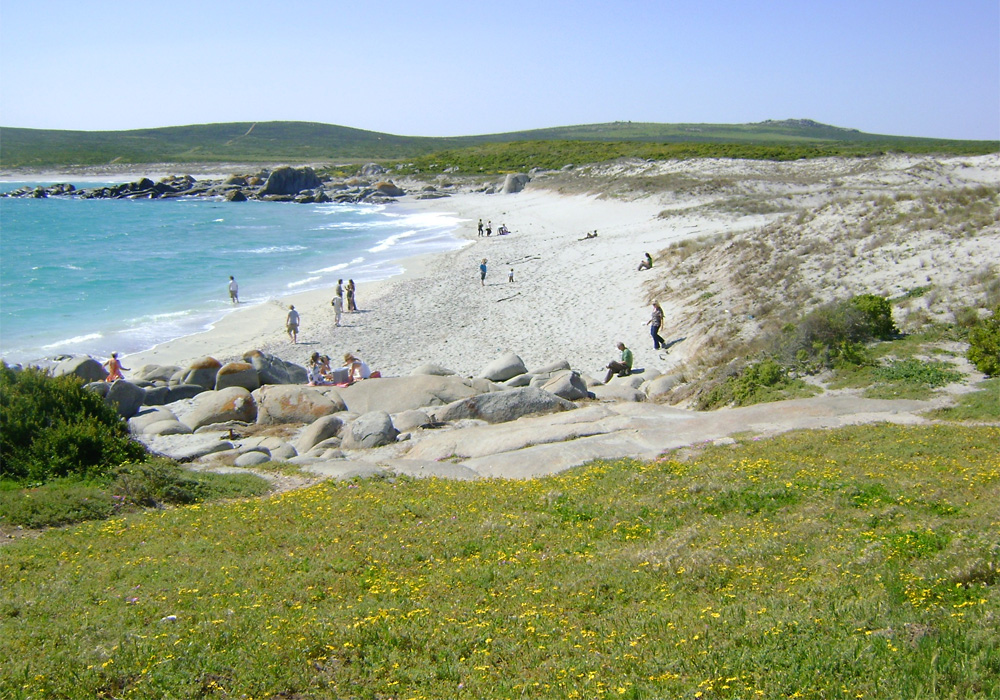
[604, 342, 633, 383]
[647, 301, 666, 350]
[286, 304, 300, 343]
[346, 279, 357, 312]
[103, 352, 129, 381]
[480, 258, 488, 286]
[228, 276, 239, 304]
[331, 294, 343, 326]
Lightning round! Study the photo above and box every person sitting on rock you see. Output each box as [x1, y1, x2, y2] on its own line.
[343, 352, 372, 384]
[604, 342, 633, 383]
[307, 352, 330, 386]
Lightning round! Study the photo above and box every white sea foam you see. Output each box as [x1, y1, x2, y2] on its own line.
[369, 230, 417, 253]
[309, 262, 350, 274]
[287, 276, 322, 288]
[237, 245, 309, 254]
[42, 332, 103, 349]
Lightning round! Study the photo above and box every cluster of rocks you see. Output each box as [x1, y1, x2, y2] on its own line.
[1, 165, 533, 204]
[1, 166, 412, 205]
[47, 350, 684, 478]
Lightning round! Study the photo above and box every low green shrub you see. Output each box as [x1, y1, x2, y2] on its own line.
[0, 364, 147, 483]
[0, 460, 272, 529]
[0, 364, 148, 483]
[967, 305, 1000, 376]
[698, 358, 815, 409]
[780, 294, 897, 370]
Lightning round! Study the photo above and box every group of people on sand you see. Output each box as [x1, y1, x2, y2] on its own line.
[279, 278, 362, 345]
[477, 219, 510, 237]
[307, 351, 375, 386]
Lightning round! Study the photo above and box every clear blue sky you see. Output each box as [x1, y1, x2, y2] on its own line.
[1, 0, 997, 140]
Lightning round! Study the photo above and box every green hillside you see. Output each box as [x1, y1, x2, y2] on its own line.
[0, 119, 994, 169]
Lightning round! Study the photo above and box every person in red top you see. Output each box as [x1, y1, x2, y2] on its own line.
[104, 353, 129, 381]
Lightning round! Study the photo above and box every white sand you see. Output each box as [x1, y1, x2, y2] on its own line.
[125, 189, 691, 378]
[123, 153, 1000, 384]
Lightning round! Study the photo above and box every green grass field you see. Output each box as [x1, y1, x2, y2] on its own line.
[3, 423, 998, 699]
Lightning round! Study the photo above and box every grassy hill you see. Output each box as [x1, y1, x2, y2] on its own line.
[1, 119, 995, 169]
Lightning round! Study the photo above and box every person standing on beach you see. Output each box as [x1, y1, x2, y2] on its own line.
[331, 294, 343, 327]
[478, 219, 484, 237]
[480, 258, 488, 286]
[286, 304, 300, 343]
[335, 279, 344, 301]
[486, 221, 492, 237]
[346, 279, 357, 311]
[509, 267, 515, 283]
[228, 276, 239, 304]
[103, 352, 129, 381]
[647, 301, 666, 349]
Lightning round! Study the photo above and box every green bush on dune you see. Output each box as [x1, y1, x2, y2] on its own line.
[0, 364, 147, 483]
[967, 305, 1000, 376]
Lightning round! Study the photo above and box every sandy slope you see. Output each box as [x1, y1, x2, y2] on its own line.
[125, 153, 999, 395]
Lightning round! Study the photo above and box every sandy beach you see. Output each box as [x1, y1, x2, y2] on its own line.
[122, 153, 998, 388]
[124, 189, 698, 379]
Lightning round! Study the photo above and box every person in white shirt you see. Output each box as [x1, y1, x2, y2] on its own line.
[228, 276, 239, 304]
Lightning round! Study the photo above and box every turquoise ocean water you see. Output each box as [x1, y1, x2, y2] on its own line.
[0, 183, 465, 365]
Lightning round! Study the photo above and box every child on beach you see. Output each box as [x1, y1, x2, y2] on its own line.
[509, 267, 515, 283]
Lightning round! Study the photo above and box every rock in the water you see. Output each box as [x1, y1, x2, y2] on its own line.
[341, 411, 398, 449]
[432, 386, 576, 424]
[258, 166, 322, 196]
[477, 352, 528, 382]
[373, 181, 405, 197]
[183, 387, 257, 430]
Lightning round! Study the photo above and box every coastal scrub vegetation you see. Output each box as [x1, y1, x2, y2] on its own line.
[0, 364, 146, 482]
[967, 305, 1000, 376]
[2, 423, 997, 699]
[3, 119, 995, 169]
[0, 365, 270, 528]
